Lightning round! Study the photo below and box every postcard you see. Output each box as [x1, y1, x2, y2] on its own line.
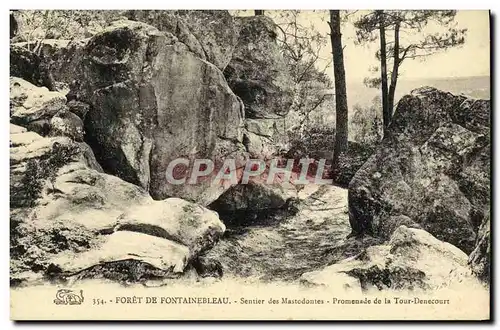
[9, 9, 490, 320]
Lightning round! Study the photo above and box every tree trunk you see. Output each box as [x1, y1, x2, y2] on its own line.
[388, 21, 400, 119]
[329, 10, 348, 167]
[10, 11, 18, 39]
[377, 10, 390, 137]
[255, 10, 264, 16]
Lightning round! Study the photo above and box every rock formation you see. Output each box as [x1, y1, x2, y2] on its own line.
[10, 122, 225, 284]
[225, 16, 294, 159]
[123, 10, 239, 71]
[12, 13, 297, 203]
[9, 11, 297, 286]
[348, 87, 490, 256]
[10, 44, 52, 88]
[35, 19, 248, 205]
[301, 225, 482, 291]
[468, 214, 490, 282]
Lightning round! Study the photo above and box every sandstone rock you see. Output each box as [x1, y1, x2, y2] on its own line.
[26, 118, 51, 136]
[10, 125, 227, 284]
[32, 164, 224, 251]
[245, 118, 285, 137]
[330, 141, 374, 187]
[51, 231, 189, 275]
[300, 270, 362, 294]
[10, 77, 67, 126]
[10, 124, 27, 134]
[300, 226, 480, 291]
[469, 214, 490, 283]
[33, 164, 150, 228]
[9, 129, 106, 282]
[192, 255, 223, 278]
[224, 15, 293, 159]
[30, 39, 88, 96]
[49, 109, 85, 141]
[123, 10, 239, 70]
[10, 44, 51, 88]
[77, 142, 104, 173]
[225, 16, 294, 119]
[243, 118, 287, 159]
[121, 11, 206, 61]
[11, 40, 73, 93]
[43, 20, 246, 205]
[210, 182, 297, 212]
[10, 11, 17, 39]
[118, 198, 225, 257]
[66, 100, 90, 120]
[348, 88, 490, 253]
[209, 181, 299, 227]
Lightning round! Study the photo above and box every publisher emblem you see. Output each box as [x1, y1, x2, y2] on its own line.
[53, 289, 84, 305]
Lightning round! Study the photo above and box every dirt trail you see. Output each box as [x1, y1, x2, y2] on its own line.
[206, 185, 371, 282]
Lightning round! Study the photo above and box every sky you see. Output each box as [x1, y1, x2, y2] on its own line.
[238, 10, 490, 84]
[332, 10, 490, 83]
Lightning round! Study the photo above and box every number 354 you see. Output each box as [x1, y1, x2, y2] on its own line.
[93, 298, 106, 305]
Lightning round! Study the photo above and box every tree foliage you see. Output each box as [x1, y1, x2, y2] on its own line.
[268, 11, 333, 137]
[13, 10, 118, 43]
[354, 10, 467, 133]
[351, 96, 383, 146]
[355, 10, 467, 62]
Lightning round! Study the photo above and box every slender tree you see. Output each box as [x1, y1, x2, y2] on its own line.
[376, 10, 390, 135]
[355, 10, 467, 134]
[329, 10, 348, 165]
[387, 19, 401, 117]
[255, 10, 265, 16]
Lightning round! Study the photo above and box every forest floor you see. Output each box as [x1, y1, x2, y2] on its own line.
[205, 184, 379, 282]
[10, 184, 489, 321]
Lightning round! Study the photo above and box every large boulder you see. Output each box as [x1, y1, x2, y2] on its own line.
[117, 197, 225, 257]
[123, 10, 239, 70]
[48, 109, 85, 141]
[225, 16, 294, 159]
[41, 20, 247, 205]
[243, 118, 288, 159]
[210, 181, 297, 212]
[10, 44, 52, 88]
[225, 16, 293, 119]
[10, 77, 66, 126]
[330, 141, 375, 187]
[51, 231, 190, 276]
[348, 87, 490, 254]
[301, 226, 481, 291]
[10, 128, 225, 285]
[9, 124, 101, 208]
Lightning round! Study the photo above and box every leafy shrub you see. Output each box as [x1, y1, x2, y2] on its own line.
[350, 96, 383, 146]
[13, 10, 119, 43]
[286, 125, 335, 159]
[16, 142, 81, 207]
